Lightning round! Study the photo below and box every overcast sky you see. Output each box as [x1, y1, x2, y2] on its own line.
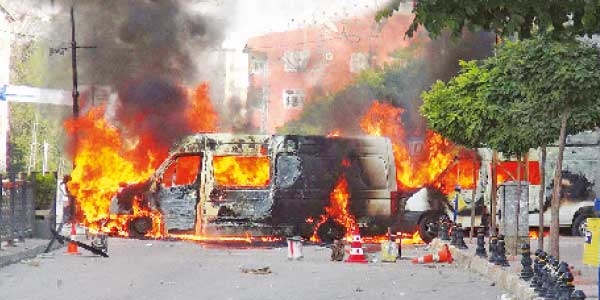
[194, 0, 395, 48]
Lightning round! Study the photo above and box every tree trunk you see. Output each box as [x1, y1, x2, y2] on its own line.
[470, 156, 478, 238]
[538, 146, 546, 251]
[491, 150, 498, 235]
[550, 109, 571, 259]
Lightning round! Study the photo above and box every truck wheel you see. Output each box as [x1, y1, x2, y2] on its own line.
[571, 214, 589, 237]
[129, 216, 153, 238]
[316, 219, 345, 244]
[418, 212, 440, 244]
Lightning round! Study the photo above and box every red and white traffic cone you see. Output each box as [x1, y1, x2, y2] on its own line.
[412, 253, 434, 264]
[65, 222, 80, 255]
[412, 244, 453, 264]
[345, 228, 368, 263]
[435, 244, 453, 263]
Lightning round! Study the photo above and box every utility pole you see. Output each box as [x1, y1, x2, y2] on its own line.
[50, 6, 96, 118]
[71, 6, 78, 118]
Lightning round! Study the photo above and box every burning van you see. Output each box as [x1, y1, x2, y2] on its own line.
[111, 133, 433, 241]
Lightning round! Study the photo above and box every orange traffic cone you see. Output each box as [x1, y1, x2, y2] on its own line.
[345, 228, 368, 263]
[65, 223, 80, 255]
[436, 244, 453, 263]
[412, 244, 453, 264]
[412, 253, 434, 264]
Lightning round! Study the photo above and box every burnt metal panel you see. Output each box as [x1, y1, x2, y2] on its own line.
[158, 185, 198, 231]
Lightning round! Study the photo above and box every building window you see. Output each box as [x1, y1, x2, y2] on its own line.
[282, 50, 310, 72]
[350, 52, 369, 73]
[248, 87, 267, 109]
[250, 56, 266, 74]
[282, 89, 304, 109]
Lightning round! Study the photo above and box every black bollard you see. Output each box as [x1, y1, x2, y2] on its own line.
[450, 223, 458, 246]
[494, 235, 510, 267]
[563, 271, 575, 300]
[550, 262, 570, 299]
[488, 235, 498, 263]
[530, 249, 543, 287]
[440, 220, 451, 241]
[540, 256, 557, 298]
[475, 226, 487, 258]
[456, 223, 468, 249]
[519, 243, 534, 281]
[570, 290, 586, 300]
[557, 271, 574, 300]
[535, 252, 548, 292]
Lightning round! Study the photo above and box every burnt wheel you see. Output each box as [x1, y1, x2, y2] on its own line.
[128, 216, 153, 238]
[418, 212, 441, 244]
[316, 219, 345, 244]
[571, 214, 590, 237]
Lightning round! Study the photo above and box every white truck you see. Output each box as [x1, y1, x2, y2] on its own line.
[450, 130, 600, 236]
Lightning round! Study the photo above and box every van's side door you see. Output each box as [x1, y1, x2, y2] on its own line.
[157, 154, 202, 232]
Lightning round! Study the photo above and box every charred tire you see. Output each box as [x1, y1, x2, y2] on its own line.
[128, 216, 153, 238]
[571, 214, 590, 237]
[316, 219, 345, 244]
[418, 212, 441, 244]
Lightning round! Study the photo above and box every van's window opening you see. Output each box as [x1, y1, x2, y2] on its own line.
[162, 154, 202, 187]
[213, 156, 271, 188]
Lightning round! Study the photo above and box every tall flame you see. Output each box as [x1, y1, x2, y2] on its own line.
[64, 83, 217, 237]
[310, 174, 356, 242]
[360, 101, 458, 190]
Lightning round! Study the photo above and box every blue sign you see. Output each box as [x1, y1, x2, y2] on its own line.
[0, 85, 6, 101]
[595, 198, 600, 213]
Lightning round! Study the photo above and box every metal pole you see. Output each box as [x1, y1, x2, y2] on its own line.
[71, 6, 79, 119]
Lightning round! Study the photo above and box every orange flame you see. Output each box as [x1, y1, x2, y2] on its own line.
[213, 156, 271, 188]
[310, 175, 356, 242]
[529, 229, 548, 240]
[327, 130, 341, 137]
[360, 231, 424, 245]
[359, 101, 458, 191]
[64, 83, 217, 237]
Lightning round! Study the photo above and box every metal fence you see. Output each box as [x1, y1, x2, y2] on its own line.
[0, 174, 36, 244]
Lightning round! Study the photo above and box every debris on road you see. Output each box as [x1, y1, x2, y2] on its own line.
[50, 228, 109, 257]
[240, 266, 272, 275]
[19, 259, 40, 267]
[330, 239, 344, 261]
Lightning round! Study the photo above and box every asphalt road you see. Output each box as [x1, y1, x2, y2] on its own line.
[1, 238, 506, 300]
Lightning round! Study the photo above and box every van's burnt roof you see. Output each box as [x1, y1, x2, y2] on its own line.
[169, 133, 391, 156]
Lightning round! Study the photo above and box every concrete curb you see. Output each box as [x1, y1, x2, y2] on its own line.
[450, 247, 541, 300]
[0, 241, 63, 268]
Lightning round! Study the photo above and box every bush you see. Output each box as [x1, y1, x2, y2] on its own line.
[33, 173, 56, 210]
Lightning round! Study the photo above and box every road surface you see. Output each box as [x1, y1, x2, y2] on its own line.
[1, 238, 505, 300]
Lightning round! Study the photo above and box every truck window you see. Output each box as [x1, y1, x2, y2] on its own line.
[213, 156, 270, 188]
[497, 161, 540, 185]
[162, 155, 201, 187]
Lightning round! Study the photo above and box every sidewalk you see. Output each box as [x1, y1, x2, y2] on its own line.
[445, 236, 598, 300]
[0, 239, 63, 268]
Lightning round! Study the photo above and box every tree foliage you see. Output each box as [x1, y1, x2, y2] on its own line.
[421, 61, 498, 150]
[377, 0, 600, 40]
[423, 37, 600, 157]
[485, 37, 600, 149]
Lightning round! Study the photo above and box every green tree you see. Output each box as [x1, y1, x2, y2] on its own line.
[377, 0, 600, 40]
[422, 37, 600, 258]
[486, 38, 600, 257]
[421, 61, 500, 238]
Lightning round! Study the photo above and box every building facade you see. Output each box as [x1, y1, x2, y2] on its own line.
[244, 12, 421, 133]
